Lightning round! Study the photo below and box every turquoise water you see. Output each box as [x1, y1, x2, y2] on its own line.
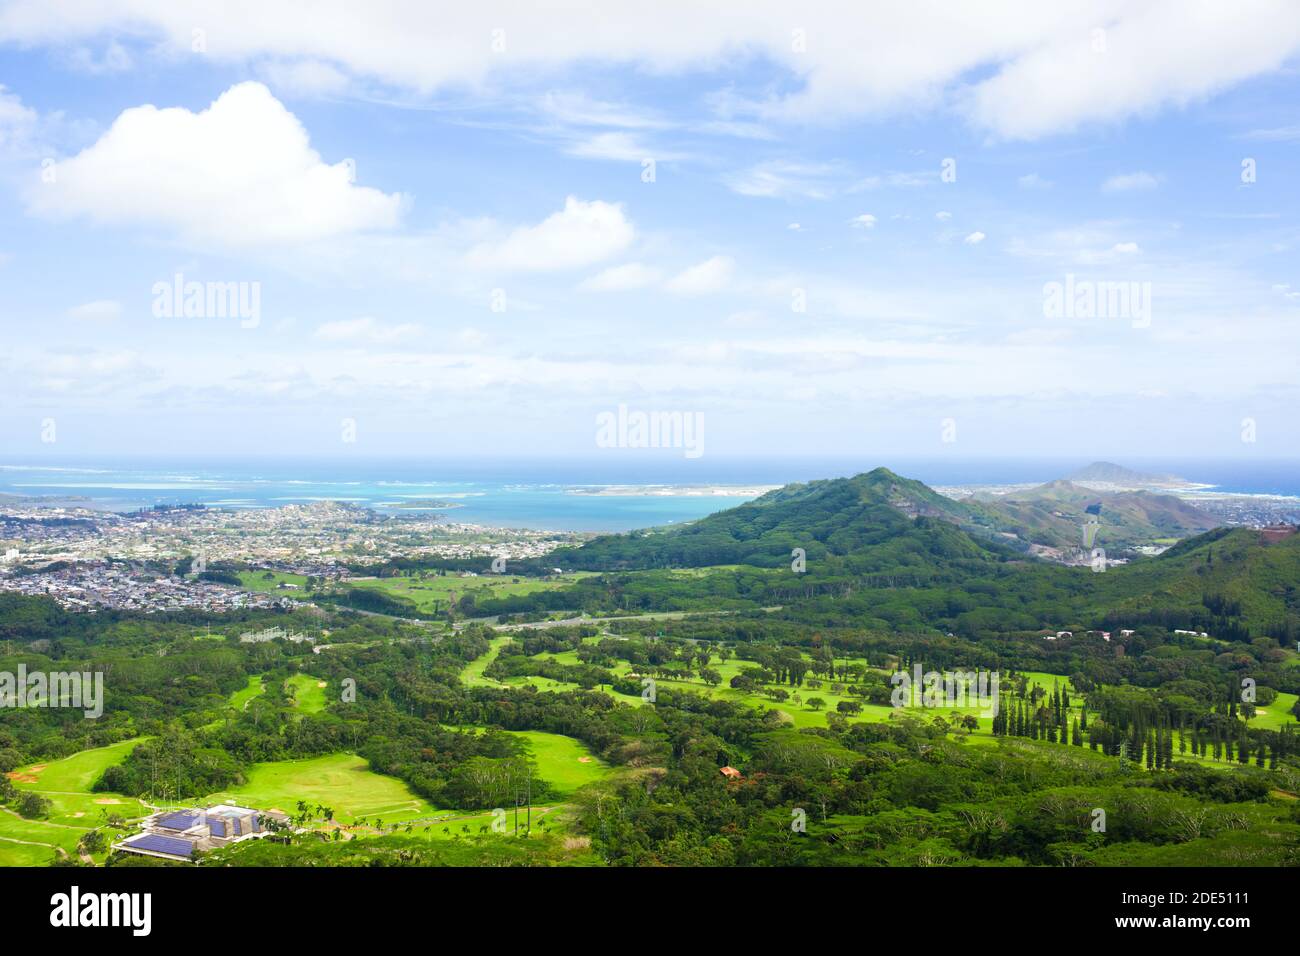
[1, 457, 1296, 532]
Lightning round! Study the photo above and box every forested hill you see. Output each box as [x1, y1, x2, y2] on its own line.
[546, 468, 1012, 571]
[541, 466, 1226, 572]
[508, 470, 1300, 643]
[968, 479, 1219, 550]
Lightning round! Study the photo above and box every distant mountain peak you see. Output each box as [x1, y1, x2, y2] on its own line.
[1068, 461, 1183, 485]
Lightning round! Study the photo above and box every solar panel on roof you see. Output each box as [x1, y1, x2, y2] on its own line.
[158, 812, 198, 830]
[208, 819, 226, 837]
[125, 834, 194, 857]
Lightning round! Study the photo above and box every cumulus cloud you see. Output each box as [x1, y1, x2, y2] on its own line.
[465, 196, 634, 272]
[964, 231, 986, 244]
[666, 255, 734, 295]
[25, 82, 405, 246]
[851, 213, 876, 228]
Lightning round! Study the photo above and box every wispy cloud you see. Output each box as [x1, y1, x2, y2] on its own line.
[1101, 171, 1161, 193]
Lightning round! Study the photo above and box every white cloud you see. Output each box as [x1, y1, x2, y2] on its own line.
[666, 255, 734, 295]
[852, 170, 935, 190]
[570, 137, 691, 167]
[257, 59, 353, 97]
[63, 39, 132, 74]
[578, 262, 662, 292]
[964, 231, 986, 244]
[1018, 173, 1052, 189]
[25, 82, 405, 246]
[1240, 125, 1300, 142]
[935, 210, 952, 221]
[851, 213, 876, 228]
[0, 84, 38, 155]
[314, 316, 419, 344]
[465, 196, 634, 272]
[726, 161, 840, 199]
[1101, 171, 1161, 193]
[67, 299, 121, 320]
[538, 91, 670, 130]
[2, 2, 1298, 138]
[965, 1, 1300, 139]
[456, 327, 491, 349]
[565, 132, 659, 162]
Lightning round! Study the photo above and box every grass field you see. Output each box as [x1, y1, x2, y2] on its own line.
[460, 635, 514, 688]
[0, 811, 82, 864]
[236, 570, 311, 593]
[201, 739, 606, 839]
[511, 730, 612, 795]
[284, 673, 329, 715]
[10, 738, 145, 793]
[230, 674, 266, 711]
[3, 738, 151, 866]
[1250, 690, 1299, 731]
[205, 753, 440, 826]
[348, 571, 593, 615]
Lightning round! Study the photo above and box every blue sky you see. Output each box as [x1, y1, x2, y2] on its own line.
[1, 1, 1298, 463]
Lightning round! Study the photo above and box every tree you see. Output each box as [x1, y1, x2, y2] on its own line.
[806, 697, 826, 712]
[79, 829, 107, 854]
[16, 791, 51, 819]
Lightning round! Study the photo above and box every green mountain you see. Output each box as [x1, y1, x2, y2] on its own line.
[480, 468, 1300, 643]
[1087, 525, 1300, 631]
[551, 468, 1218, 572]
[969, 479, 1219, 551]
[549, 467, 1010, 571]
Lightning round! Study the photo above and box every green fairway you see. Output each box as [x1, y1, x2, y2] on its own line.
[284, 673, 329, 714]
[10, 738, 145, 793]
[3, 738, 151, 865]
[229, 675, 267, 711]
[350, 571, 592, 615]
[459, 635, 513, 688]
[513, 731, 612, 795]
[1250, 690, 1299, 731]
[0, 812, 80, 864]
[205, 753, 440, 826]
[0, 834, 65, 866]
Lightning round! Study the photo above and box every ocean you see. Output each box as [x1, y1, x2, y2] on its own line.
[1, 457, 1297, 532]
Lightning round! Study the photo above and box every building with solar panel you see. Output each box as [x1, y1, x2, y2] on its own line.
[113, 803, 289, 862]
